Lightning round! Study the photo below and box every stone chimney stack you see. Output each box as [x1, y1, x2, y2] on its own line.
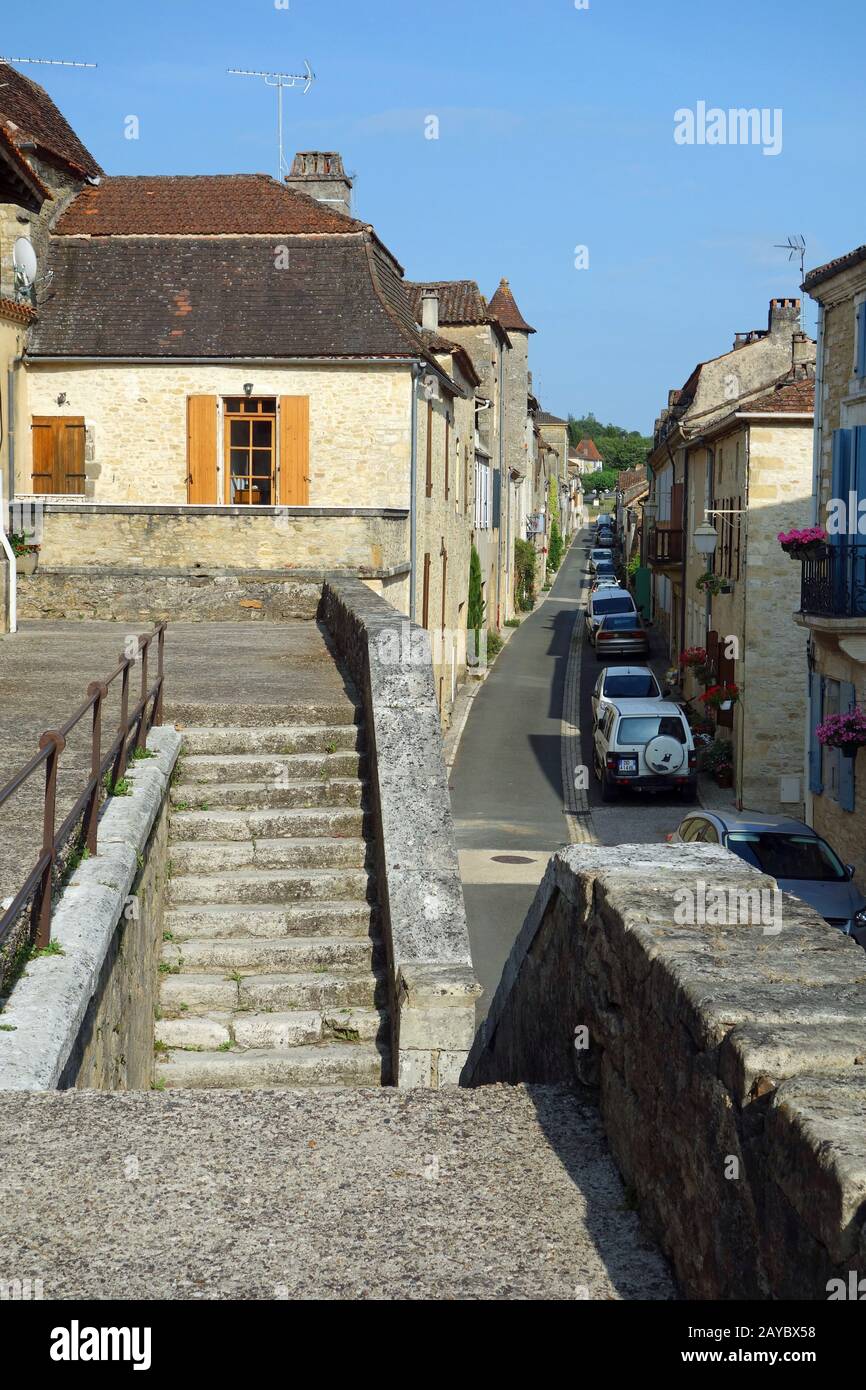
[285, 152, 353, 218]
[768, 297, 801, 335]
[421, 289, 440, 333]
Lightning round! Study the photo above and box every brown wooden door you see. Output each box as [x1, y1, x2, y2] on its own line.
[31, 417, 86, 494]
[278, 397, 309, 505]
[187, 396, 218, 503]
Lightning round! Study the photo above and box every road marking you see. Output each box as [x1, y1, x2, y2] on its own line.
[561, 551, 599, 847]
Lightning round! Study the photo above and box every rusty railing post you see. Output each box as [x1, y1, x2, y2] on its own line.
[83, 682, 106, 854]
[114, 651, 131, 785]
[154, 624, 165, 726]
[135, 633, 149, 753]
[32, 729, 65, 951]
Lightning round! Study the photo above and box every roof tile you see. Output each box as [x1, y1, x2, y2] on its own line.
[0, 62, 101, 177]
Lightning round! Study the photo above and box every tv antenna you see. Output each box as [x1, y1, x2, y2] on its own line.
[0, 56, 97, 69]
[774, 234, 807, 331]
[228, 62, 315, 181]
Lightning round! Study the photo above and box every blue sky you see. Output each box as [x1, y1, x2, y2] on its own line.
[6, 0, 864, 431]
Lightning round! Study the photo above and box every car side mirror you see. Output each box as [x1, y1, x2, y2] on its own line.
[846, 864, 856, 879]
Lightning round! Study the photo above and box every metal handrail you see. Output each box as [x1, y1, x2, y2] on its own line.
[0, 623, 166, 954]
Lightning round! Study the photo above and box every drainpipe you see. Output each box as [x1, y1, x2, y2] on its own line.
[409, 361, 423, 623]
[496, 338, 505, 627]
[1, 357, 23, 633]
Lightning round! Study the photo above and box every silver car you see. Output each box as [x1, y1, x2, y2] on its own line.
[672, 810, 866, 948]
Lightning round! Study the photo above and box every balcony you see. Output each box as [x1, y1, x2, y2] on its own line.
[800, 546, 866, 620]
[648, 526, 684, 567]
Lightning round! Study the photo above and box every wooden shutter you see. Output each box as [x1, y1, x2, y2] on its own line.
[187, 396, 218, 503]
[279, 396, 309, 506]
[670, 481, 684, 529]
[422, 553, 431, 628]
[440, 550, 448, 631]
[444, 418, 450, 499]
[425, 401, 433, 498]
[808, 673, 824, 794]
[31, 417, 85, 494]
[840, 681, 857, 812]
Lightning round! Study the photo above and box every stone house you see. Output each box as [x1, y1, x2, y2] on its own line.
[799, 245, 866, 879]
[646, 298, 817, 815]
[572, 436, 604, 475]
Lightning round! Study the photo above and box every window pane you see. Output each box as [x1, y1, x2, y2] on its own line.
[230, 420, 249, 447]
[224, 398, 243, 413]
[260, 398, 276, 412]
[251, 450, 271, 477]
[230, 450, 248, 475]
[252, 420, 272, 448]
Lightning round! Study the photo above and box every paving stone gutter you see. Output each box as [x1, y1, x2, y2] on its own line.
[0, 726, 182, 1089]
[464, 841, 866, 1299]
[319, 577, 481, 1086]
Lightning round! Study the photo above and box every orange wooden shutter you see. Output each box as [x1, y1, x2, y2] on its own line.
[61, 419, 86, 494]
[279, 396, 310, 505]
[31, 418, 55, 493]
[187, 396, 218, 503]
[30, 417, 85, 494]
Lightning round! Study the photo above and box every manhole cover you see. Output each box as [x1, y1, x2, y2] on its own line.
[491, 855, 536, 865]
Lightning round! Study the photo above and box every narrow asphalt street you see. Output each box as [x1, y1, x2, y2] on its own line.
[450, 528, 688, 1018]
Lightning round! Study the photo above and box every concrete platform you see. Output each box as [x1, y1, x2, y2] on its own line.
[0, 618, 354, 906]
[0, 1083, 675, 1300]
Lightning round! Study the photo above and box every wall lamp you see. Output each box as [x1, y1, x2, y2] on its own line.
[243, 382, 254, 397]
[694, 507, 744, 557]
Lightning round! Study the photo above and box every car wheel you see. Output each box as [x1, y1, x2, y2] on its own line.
[600, 773, 619, 803]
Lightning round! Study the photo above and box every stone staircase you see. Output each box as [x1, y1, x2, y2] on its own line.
[155, 704, 390, 1087]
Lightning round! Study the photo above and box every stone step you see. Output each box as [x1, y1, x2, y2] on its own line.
[169, 837, 370, 875]
[240, 971, 386, 1012]
[161, 935, 380, 975]
[169, 806, 368, 843]
[170, 779, 365, 811]
[164, 901, 378, 941]
[179, 725, 363, 756]
[168, 867, 373, 907]
[156, 1043, 387, 1089]
[177, 751, 365, 784]
[171, 700, 360, 729]
[159, 969, 386, 1016]
[155, 1007, 387, 1051]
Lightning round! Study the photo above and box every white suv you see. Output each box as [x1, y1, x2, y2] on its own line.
[593, 700, 697, 802]
[586, 586, 637, 642]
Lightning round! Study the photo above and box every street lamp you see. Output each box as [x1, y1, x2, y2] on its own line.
[693, 522, 718, 557]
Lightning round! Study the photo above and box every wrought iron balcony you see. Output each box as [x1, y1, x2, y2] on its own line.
[800, 545, 866, 618]
[648, 526, 684, 566]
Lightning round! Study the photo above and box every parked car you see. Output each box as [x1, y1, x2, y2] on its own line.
[594, 700, 697, 802]
[592, 665, 663, 727]
[588, 546, 613, 574]
[589, 576, 620, 594]
[595, 513, 614, 532]
[595, 612, 650, 660]
[671, 811, 866, 947]
[586, 586, 637, 642]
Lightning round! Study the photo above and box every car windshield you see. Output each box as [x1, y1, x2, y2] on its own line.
[725, 832, 848, 881]
[601, 615, 642, 630]
[619, 716, 686, 744]
[604, 673, 659, 698]
[593, 597, 634, 614]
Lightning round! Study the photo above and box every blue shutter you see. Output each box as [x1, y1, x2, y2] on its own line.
[829, 429, 853, 546]
[857, 303, 866, 378]
[808, 672, 824, 794]
[492, 468, 501, 529]
[839, 681, 857, 812]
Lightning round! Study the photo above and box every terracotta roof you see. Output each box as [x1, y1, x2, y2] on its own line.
[0, 62, 101, 177]
[54, 174, 368, 237]
[574, 436, 602, 460]
[0, 123, 52, 207]
[486, 278, 535, 334]
[404, 280, 490, 326]
[0, 296, 35, 324]
[537, 410, 567, 426]
[27, 232, 441, 363]
[739, 378, 815, 414]
[803, 244, 866, 293]
[421, 330, 481, 388]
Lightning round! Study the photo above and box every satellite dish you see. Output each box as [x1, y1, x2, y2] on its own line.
[13, 237, 37, 288]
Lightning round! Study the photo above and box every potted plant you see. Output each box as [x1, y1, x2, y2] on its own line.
[695, 571, 731, 597]
[701, 683, 739, 713]
[701, 737, 735, 787]
[816, 707, 866, 759]
[778, 526, 828, 561]
[10, 532, 39, 576]
[678, 647, 715, 686]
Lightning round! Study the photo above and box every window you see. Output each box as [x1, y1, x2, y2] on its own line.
[618, 715, 687, 745]
[475, 459, 490, 530]
[603, 672, 660, 699]
[592, 596, 635, 617]
[224, 397, 276, 505]
[425, 400, 433, 498]
[725, 832, 847, 881]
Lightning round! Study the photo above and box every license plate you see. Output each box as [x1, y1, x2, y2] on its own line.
[619, 757, 638, 773]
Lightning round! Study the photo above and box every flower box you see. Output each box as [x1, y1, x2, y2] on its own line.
[778, 527, 828, 561]
[816, 707, 866, 757]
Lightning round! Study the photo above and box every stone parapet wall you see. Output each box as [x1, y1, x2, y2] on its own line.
[319, 576, 480, 1086]
[0, 726, 181, 1090]
[464, 842, 866, 1299]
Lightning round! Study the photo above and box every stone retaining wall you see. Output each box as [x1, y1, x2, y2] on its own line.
[319, 576, 481, 1086]
[0, 726, 181, 1090]
[464, 842, 866, 1300]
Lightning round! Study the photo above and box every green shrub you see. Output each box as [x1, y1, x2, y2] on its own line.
[514, 538, 537, 611]
[468, 544, 484, 643]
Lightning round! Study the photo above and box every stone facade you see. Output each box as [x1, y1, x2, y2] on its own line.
[466, 842, 866, 1300]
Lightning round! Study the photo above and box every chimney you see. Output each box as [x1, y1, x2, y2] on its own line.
[768, 297, 800, 335]
[421, 288, 440, 333]
[285, 151, 353, 218]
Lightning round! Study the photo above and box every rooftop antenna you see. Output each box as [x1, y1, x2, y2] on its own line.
[228, 62, 315, 181]
[774, 234, 807, 332]
[0, 56, 97, 69]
